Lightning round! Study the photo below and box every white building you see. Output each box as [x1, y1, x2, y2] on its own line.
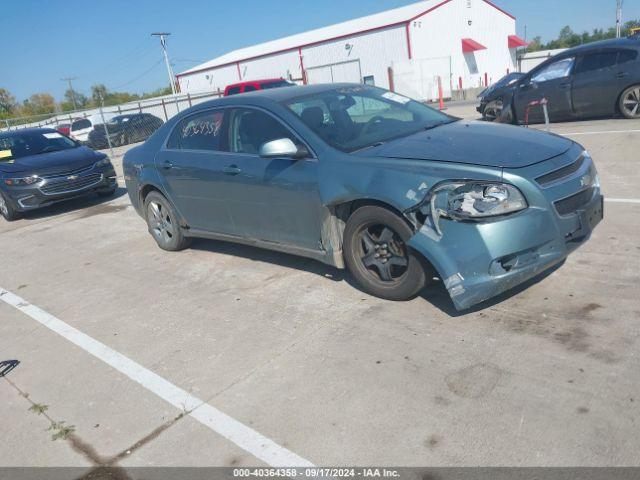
[177, 0, 527, 101]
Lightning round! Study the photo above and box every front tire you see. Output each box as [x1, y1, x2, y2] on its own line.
[0, 191, 21, 221]
[619, 85, 640, 119]
[144, 191, 191, 251]
[343, 206, 428, 301]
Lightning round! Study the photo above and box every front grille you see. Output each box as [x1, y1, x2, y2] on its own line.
[40, 174, 102, 195]
[554, 187, 595, 216]
[41, 165, 94, 179]
[536, 155, 585, 186]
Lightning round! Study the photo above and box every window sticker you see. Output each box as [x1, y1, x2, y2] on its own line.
[43, 132, 63, 139]
[382, 91, 411, 104]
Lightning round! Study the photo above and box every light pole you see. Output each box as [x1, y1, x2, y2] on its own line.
[61, 77, 78, 110]
[616, 0, 623, 38]
[151, 32, 177, 95]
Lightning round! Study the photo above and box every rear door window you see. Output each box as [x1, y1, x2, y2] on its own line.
[618, 49, 638, 64]
[166, 109, 225, 151]
[575, 51, 618, 74]
[243, 85, 257, 92]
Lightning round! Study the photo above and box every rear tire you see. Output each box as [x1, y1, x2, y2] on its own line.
[0, 191, 21, 222]
[619, 85, 640, 119]
[144, 191, 191, 251]
[343, 206, 428, 301]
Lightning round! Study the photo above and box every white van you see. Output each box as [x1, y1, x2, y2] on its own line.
[70, 113, 116, 144]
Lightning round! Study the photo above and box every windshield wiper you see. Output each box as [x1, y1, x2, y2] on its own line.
[423, 120, 455, 131]
[352, 141, 385, 153]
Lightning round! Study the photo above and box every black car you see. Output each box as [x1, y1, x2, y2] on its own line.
[496, 37, 640, 124]
[88, 113, 164, 149]
[0, 129, 117, 221]
[477, 72, 525, 120]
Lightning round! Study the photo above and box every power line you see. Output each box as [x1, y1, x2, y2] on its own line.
[109, 58, 164, 90]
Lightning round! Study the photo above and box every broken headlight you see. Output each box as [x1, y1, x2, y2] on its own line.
[432, 181, 527, 221]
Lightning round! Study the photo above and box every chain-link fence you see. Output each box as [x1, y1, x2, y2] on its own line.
[1, 90, 223, 158]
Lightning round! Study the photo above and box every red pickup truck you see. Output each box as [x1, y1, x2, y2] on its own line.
[223, 78, 294, 96]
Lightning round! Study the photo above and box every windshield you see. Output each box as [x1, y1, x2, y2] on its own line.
[284, 86, 454, 152]
[0, 130, 78, 161]
[494, 72, 524, 88]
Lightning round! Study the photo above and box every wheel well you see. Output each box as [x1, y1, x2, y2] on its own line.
[140, 184, 163, 204]
[328, 199, 436, 275]
[616, 83, 640, 114]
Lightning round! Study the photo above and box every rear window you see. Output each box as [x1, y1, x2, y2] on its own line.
[71, 119, 91, 131]
[226, 86, 241, 96]
[260, 80, 293, 89]
[166, 109, 225, 151]
[243, 85, 257, 92]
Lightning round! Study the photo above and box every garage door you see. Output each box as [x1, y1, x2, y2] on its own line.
[306, 60, 362, 84]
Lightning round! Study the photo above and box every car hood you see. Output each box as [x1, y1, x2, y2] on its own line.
[0, 146, 105, 176]
[360, 121, 573, 168]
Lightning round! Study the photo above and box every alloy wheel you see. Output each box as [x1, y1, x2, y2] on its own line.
[358, 224, 409, 283]
[622, 88, 640, 118]
[147, 201, 174, 244]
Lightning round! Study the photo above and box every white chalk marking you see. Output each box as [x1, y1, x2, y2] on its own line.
[605, 198, 640, 204]
[0, 287, 313, 467]
[556, 129, 640, 136]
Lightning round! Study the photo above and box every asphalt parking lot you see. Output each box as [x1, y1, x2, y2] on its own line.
[1, 102, 639, 472]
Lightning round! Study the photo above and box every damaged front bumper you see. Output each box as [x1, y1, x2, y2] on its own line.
[408, 189, 603, 311]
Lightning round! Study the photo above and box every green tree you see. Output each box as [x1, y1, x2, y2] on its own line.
[0, 88, 17, 119]
[60, 88, 89, 111]
[21, 93, 56, 116]
[91, 84, 108, 105]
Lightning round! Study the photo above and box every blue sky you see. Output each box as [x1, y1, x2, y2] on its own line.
[2, 0, 637, 101]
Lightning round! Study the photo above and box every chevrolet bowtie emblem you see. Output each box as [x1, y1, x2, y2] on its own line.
[67, 175, 79, 180]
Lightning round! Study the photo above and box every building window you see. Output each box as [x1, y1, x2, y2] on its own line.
[363, 75, 375, 86]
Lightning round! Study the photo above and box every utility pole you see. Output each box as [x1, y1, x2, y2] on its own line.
[151, 33, 177, 95]
[61, 77, 78, 110]
[616, 0, 623, 38]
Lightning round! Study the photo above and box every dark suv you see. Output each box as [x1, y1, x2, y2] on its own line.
[499, 37, 640, 123]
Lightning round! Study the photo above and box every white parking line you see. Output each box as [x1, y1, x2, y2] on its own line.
[0, 287, 314, 468]
[605, 198, 640, 204]
[557, 129, 640, 136]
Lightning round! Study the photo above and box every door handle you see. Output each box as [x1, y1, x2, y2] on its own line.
[617, 72, 629, 79]
[558, 82, 571, 90]
[162, 160, 173, 169]
[223, 165, 242, 175]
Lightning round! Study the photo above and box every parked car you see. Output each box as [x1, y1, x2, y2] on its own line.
[88, 113, 164, 149]
[476, 72, 525, 120]
[55, 123, 71, 136]
[497, 37, 640, 124]
[224, 78, 294, 96]
[70, 114, 116, 144]
[0, 128, 117, 221]
[123, 84, 602, 311]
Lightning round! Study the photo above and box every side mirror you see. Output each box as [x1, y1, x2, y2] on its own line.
[259, 138, 308, 159]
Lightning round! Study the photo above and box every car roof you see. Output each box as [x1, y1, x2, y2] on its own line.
[560, 37, 640, 56]
[198, 82, 363, 110]
[226, 78, 287, 88]
[0, 127, 58, 138]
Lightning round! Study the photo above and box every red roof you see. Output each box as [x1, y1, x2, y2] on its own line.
[508, 35, 529, 48]
[461, 38, 487, 53]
